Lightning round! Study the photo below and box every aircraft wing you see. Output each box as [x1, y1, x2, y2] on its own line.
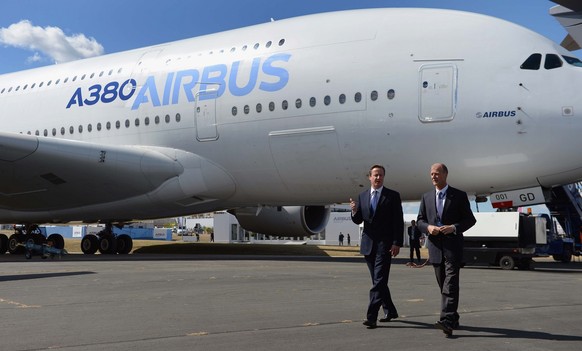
[551, 0, 582, 51]
[0, 131, 185, 212]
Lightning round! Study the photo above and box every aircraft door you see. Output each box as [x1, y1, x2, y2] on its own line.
[195, 85, 219, 141]
[418, 64, 457, 122]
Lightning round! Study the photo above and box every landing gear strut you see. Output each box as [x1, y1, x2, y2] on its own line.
[81, 224, 133, 255]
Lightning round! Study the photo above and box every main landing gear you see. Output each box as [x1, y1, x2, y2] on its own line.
[80, 224, 133, 255]
[0, 224, 65, 255]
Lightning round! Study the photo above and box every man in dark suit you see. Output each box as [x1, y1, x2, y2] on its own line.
[350, 164, 404, 329]
[408, 220, 422, 264]
[417, 163, 476, 337]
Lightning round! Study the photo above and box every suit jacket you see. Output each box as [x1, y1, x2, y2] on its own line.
[408, 225, 422, 242]
[417, 186, 476, 264]
[352, 187, 404, 256]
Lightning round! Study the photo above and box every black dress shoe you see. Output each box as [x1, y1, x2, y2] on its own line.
[378, 313, 398, 322]
[362, 320, 377, 328]
[434, 320, 453, 336]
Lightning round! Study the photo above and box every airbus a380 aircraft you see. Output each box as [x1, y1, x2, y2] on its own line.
[1, 7, 582, 254]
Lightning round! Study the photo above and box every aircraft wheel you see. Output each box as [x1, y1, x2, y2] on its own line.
[0, 234, 8, 254]
[8, 233, 26, 254]
[81, 235, 99, 254]
[499, 256, 515, 270]
[116, 235, 133, 254]
[47, 234, 65, 250]
[99, 234, 117, 254]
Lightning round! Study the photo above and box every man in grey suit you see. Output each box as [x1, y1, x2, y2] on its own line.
[417, 163, 476, 337]
[350, 165, 404, 329]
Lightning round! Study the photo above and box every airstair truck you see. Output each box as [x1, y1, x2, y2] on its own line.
[462, 212, 545, 270]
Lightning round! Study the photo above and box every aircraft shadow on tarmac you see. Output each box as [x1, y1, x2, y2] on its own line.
[396, 320, 582, 341]
[0, 271, 95, 282]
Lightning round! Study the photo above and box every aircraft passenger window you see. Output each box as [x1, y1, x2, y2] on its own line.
[387, 89, 395, 100]
[55, 79, 60, 85]
[72, 76, 77, 82]
[295, 98, 302, 108]
[232, 106, 238, 116]
[90, 73, 95, 78]
[31, 83, 36, 89]
[78, 125, 83, 133]
[23, 84, 28, 90]
[125, 119, 130, 128]
[175, 113, 181, 122]
[106, 122, 111, 130]
[324, 95, 331, 105]
[47, 81, 52, 86]
[242, 45, 247, 51]
[115, 121, 121, 129]
[269, 102, 275, 111]
[88, 124, 92, 132]
[165, 114, 170, 123]
[266, 41, 272, 48]
[8, 87, 13, 92]
[27, 131, 31, 135]
[97, 123, 102, 131]
[64, 78, 68, 83]
[0, 88, 4, 93]
[278, 39, 285, 46]
[44, 129, 48, 137]
[35, 130, 39, 136]
[254, 43, 259, 49]
[244, 105, 250, 114]
[135, 118, 140, 127]
[545, 54, 563, 70]
[230, 47, 236, 52]
[39, 82, 44, 88]
[355, 92, 362, 103]
[339, 94, 346, 104]
[60, 127, 65, 135]
[520, 54, 542, 70]
[154, 116, 160, 124]
[108, 69, 113, 75]
[69, 126, 74, 134]
[282, 100, 288, 110]
[15, 86, 20, 91]
[145, 117, 150, 126]
[256, 103, 262, 113]
[309, 97, 316, 107]
[99, 71, 104, 77]
[52, 128, 56, 136]
[371, 91, 378, 101]
[81, 74, 86, 80]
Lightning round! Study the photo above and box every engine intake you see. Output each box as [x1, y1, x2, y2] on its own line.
[230, 206, 330, 238]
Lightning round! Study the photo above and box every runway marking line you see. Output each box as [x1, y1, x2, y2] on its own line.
[0, 297, 41, 308]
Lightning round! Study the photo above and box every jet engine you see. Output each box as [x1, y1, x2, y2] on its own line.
[229, 206, 330, 238]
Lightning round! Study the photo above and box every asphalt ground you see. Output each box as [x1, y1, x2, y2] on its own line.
[0, 249, 581, 351]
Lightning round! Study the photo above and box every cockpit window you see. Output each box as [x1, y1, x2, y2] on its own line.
[544, 54, 562, 70]
[520, 54, 541, 70]
[563, 55, 582, 67]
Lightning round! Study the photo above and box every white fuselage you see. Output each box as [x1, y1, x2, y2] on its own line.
[1, 8, 582, 222]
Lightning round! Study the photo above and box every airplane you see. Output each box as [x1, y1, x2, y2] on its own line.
[2, 5, 582, 255]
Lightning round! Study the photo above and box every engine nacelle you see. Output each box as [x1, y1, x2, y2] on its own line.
[230, 206, 330, 238]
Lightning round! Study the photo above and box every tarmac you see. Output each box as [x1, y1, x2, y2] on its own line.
[0, 252, 581, 351]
